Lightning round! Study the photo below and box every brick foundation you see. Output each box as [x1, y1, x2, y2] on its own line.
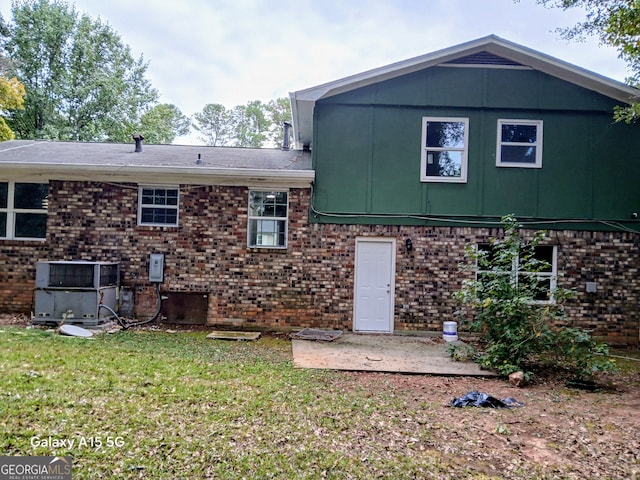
[0, 180, 637, 345]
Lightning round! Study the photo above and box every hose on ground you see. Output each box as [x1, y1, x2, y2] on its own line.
[98, 283, 162, 330]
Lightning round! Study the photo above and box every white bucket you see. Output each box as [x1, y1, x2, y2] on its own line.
[443, 321, 458, 342]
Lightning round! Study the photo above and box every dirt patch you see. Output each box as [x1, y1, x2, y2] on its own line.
[0, 313, 31, 326]
[334, 365, 640, 479]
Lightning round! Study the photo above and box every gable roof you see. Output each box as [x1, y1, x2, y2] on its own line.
[0, 140, 313, 188]
[289, 35, 640, 150]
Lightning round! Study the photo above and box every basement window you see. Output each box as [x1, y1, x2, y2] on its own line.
[476, 243, 557, 303]
[496, 119, 543, 168]
[138, 186, 179, 226]
[248, 191, 288, 248]
[0, 181, 48, 240]
[421, 117, 469, 183]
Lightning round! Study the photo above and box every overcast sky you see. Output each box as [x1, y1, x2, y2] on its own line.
[0, 0, 631, 144]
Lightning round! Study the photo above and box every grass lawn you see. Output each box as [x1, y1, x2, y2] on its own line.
[1, 326, 638, 479]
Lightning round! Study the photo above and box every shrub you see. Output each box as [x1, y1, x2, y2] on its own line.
[553, 327, 616, 380]
[454, 215, 614, 380]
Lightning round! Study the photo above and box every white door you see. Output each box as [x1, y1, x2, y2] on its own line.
[353, 238, 395, 332]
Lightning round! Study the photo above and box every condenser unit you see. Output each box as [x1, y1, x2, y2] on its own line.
[33, 261, 119, 326]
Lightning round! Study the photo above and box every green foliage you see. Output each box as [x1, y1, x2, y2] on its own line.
[455, 215, 613, 379]
[230, 100, 269, 147]
[139, 104, 190, 144]
[193, 103, 232, 146]
[3, 0, 161, 141]
[264, 97, 293, 147]
[193, 97, 291, 148]
[614, 101, 640, 123]
[4, 0, 73, 138]
[553, 327, 616, 379]
[446, 342, 477, 362]
[536, 0, 640, 122]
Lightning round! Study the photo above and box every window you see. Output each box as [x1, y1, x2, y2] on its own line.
[496, 119, 543, 168]
[0, 181, 48, 240]
[138, 186, 179, 226]
[476, 243, 557, 303]
[421, 117, 469, 183]
[248, 191, 288, 248]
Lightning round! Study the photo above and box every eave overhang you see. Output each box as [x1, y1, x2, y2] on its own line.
[0, 162, 315, 189]
[290, 35, 640, 150]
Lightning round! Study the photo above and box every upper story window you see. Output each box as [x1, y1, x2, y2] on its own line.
[138, 186, 179, 226]
[248, 191, 288, 248]
[496, 119, 543, 168]
[421, 117, 469, 183]
[0, 181, 48, 240]
[476, 243, 557, 303]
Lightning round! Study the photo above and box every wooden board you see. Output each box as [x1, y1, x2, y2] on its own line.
[290, 328, 343, 341]
[206, 331, 261, 341]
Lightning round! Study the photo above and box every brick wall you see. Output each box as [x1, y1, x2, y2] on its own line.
[0, 241, 49, 311]
[0, 180, 637, 345]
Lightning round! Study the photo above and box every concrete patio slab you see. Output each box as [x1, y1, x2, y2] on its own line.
[292, 333, 498, 376]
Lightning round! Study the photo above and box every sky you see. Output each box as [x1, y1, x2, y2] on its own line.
[0, 0, 631, 145]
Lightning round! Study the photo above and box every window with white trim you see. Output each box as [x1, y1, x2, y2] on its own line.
[476, 243, 557, 303]
[421, 117, 469, 183]
[248, 191, 288, 248]
[0, 181, 48, 240]
[138, 186, 179, 226]
[496, 119, 543, 168]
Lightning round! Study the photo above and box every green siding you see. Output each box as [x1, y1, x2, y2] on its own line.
[370, 109, 422, 214]
[311, 65, 640, 230]
[325, 66, 620, 111]
[592, 120, 640, 219]
[536, 114, 592, 218]
[313, 105, 371, 213]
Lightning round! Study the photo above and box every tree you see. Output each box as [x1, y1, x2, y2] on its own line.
[264, 97, 292, 147]
[0, 76, 25, 140]
[64, 12, 159, 142]
[534, 0, 640, 122]
[140, 104, 190, 144]
[192, 103, 233, 146]
[5, 0, 73, 139]
[3, 0, 161, 141]
[230, 100, 269, 147]
[0, 13, 14, 76]
[193, 97, 292, 148]
[0, 12, 25, 140]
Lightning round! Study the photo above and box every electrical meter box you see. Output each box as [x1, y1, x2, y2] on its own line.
[33, 261, 120, 326]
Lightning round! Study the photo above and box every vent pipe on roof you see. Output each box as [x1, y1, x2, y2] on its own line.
[133, 134, 144, 152]
[282, 122, 292, 151]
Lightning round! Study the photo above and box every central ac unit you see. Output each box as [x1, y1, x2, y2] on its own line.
[33, 261, 120, 326]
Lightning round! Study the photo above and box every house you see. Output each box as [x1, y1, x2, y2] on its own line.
[0, 35, 638, 344]
[289, 35, 640, 345]
[0, 142, 316, 327]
